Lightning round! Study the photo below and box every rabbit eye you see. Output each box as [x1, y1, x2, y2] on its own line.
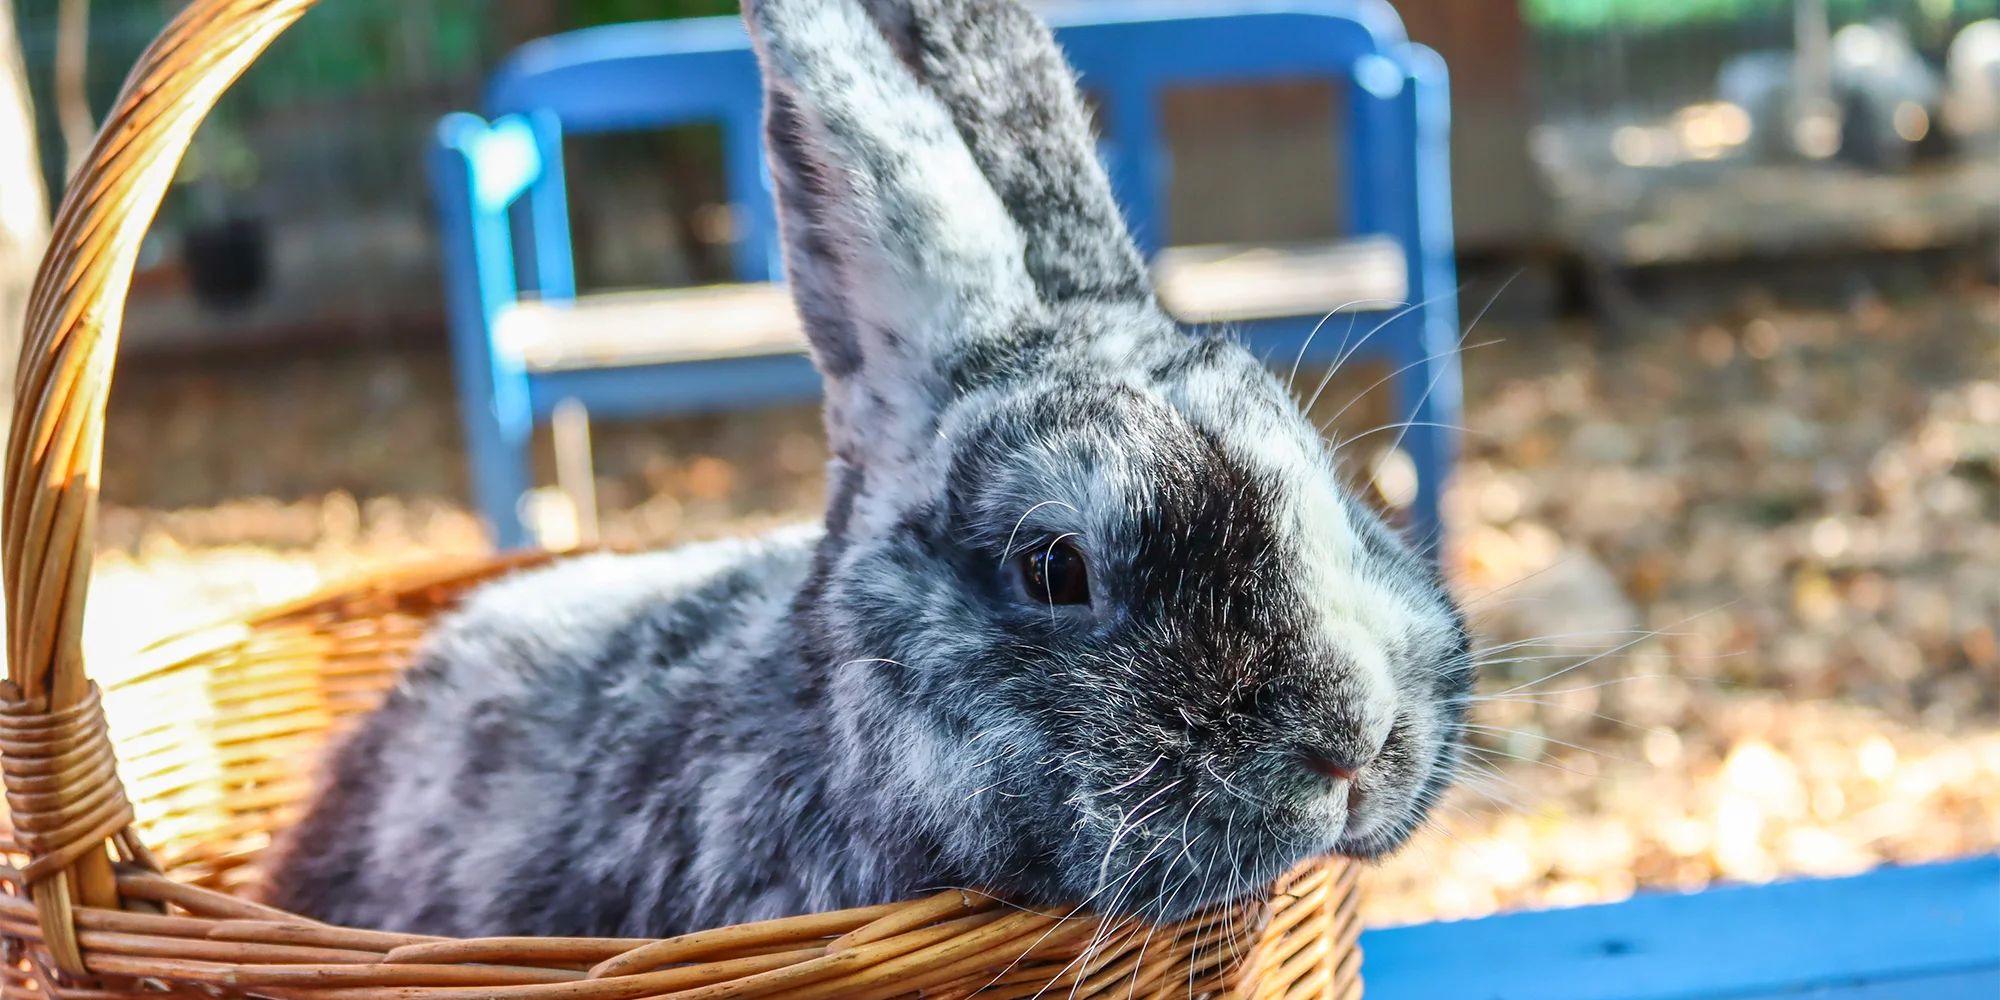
[1020, 540, 1090, 606]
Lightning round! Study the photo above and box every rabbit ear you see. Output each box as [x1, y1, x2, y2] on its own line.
[745, 0, 1040, 457]
[857, 0, 1152, 303]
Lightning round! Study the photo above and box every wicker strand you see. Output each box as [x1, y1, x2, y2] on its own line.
[0, 685, 140, 884]
[0, 683, 147, 976]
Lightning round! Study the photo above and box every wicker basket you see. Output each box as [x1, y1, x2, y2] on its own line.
[0, 2, 1365, 999]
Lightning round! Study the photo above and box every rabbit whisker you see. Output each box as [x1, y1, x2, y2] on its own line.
[1452, 764, 1537, 805]
[1300, 287, 1456, 416]
[1199, 757, 1278, 811]
[1380, 292, 1508, 471]
[1459, 744, 1597, 778]
[1286, 299, 1403, 393]
[1102, 756, 1168, 797]
[1318, 336, 1501, 439]
[1001, 499, 1080, 564]
[1342, 273, 1517, 460]
[1336, 420, 1486, 452]
[1091, 783, 1185, 892]
[1462, 686, 1674, 725]
[1485, 609, 1730, 699]
[1459, 724, 1638, 765]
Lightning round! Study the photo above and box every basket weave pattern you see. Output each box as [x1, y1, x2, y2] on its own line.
[0, 2, 1365, 999]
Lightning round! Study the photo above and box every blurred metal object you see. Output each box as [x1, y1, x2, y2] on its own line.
[551, 396, 599, 547]
[1717, 18, 1943, 172]
[1945, 19, 2000, 139]
[182, 215, 270, 311]
[1829, 19, 1944, 171]
[1719, 50, 1802, 161]
[1793, 0, 1837, 160]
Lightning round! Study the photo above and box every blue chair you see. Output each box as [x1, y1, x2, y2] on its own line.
[430, 0, 1459, 550]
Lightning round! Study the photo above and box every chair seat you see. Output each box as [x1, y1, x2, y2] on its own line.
[495, 284, 809, 372]
[494, 237, 1410, 373]
[1154, 235, 1408, 324]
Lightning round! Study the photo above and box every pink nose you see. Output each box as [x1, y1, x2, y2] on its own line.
[1303, 751, 1361, 783]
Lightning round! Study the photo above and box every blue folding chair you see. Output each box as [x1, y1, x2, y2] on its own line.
[430, 0, 1458, 550]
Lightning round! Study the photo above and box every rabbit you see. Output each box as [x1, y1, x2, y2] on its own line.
[260, 0, 1472, 939]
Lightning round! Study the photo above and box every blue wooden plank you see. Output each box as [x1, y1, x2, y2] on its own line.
[1742, 967, 2000, 1000]
[529, 302, 1433, 425]
[527, 353, 824, 422]
[1360, 857, 2000, 1000]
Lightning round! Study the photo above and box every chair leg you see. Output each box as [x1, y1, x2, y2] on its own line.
[430, 119, 540, 551]
[1391, 44, 1462, 560]
[1388, 322, 1458, 558]
[462, 391, 534, 551]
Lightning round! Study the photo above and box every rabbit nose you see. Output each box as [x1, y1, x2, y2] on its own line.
[1301, 748, 1369, 783]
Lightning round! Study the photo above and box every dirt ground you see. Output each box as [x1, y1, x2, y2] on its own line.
[87, 280, 2000, 928]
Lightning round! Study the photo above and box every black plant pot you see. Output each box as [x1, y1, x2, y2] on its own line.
[183, 216, 269, 311]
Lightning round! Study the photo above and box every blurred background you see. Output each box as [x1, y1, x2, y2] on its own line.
[2, 0, 1997, 927]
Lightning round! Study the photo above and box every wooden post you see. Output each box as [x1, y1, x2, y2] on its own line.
[495, 0, 561, 49]
[1793, 0, 1839, 158]
[0, 0, 48, 451]
[552, 398, 600, 548]
[55, 0, 93, 179]
[1391, 0, 1549, 253]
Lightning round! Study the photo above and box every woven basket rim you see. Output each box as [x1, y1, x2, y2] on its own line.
[0, 856, 1330, 1000]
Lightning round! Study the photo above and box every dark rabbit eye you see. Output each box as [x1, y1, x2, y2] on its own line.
[1020, 540, 1090, 606]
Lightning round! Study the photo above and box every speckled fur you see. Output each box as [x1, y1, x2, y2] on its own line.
[261, 0, 1471, 938]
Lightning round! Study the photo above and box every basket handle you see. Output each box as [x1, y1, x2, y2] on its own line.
[3, 0, 320, 974]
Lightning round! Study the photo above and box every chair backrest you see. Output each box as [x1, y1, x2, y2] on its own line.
[473, 0, 1421, 301]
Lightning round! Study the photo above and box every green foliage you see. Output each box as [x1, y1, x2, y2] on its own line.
[15, 0, 747, 116]
[1526, 0, 2000, 32]
[237, 0, 488, 108]
[220, 0, 742, 107]
[565, 0, 740, 29]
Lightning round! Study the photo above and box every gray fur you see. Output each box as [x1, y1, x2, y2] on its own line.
[857, 0, 1153, 302]
[262, 0, 1470, 938]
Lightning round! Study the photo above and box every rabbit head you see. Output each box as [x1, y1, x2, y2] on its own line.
[746, 0, 1470, 921]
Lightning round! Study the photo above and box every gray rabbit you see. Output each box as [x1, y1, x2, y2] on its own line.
[261, 0, 1472, 938]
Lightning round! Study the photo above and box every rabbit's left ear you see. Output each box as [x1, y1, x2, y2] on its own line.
[745, 0, 1040, 459]
[856, 0, 1153, 305]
